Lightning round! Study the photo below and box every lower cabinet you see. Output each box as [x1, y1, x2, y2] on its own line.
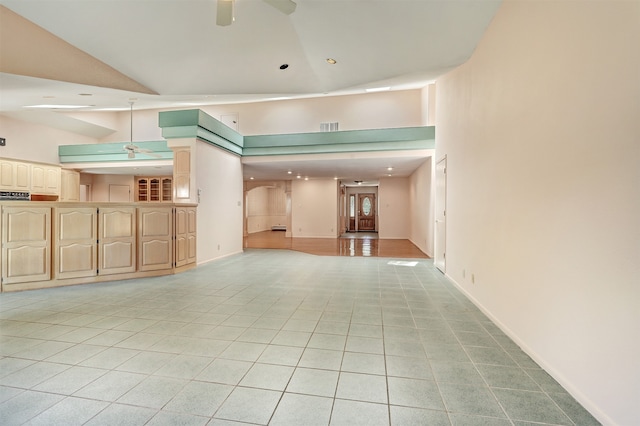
[1, 207, 51, 286]
[0, 203, 196, 292]
[138, 207, 174, 271]
[55, 207, 97, 280]
[99, 207, 136, 275]
[175, 206, 197, 268]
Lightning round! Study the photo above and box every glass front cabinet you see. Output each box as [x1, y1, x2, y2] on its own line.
[136, 177, 172, 202]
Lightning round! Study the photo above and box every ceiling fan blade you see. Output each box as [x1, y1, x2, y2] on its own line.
[263, 0, 297, 15]
[216, 0, 234, 26]
[137, 148, 163, 159]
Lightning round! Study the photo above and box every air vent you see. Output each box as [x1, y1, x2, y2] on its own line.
[320, 122, 339, 132]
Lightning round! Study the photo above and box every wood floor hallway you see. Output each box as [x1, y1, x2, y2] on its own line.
[243, 231, 429, 258]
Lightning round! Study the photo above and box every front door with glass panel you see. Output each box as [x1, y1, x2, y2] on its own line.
[357, 193, 376, 231]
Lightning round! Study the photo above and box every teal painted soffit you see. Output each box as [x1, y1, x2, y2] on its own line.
[159, 109, 435, 157]
[243, 127, 435, 156]
[159, 109, 243, 155]
[59, 141, 173, 163]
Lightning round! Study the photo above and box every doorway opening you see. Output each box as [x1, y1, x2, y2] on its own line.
[345, 187, 378, 234]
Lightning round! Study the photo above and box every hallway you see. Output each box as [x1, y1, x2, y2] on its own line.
[0, 249, 597, 425]
[244, 231, 429, 259]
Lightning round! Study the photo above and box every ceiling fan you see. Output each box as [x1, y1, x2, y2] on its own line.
[124, 102, 161, 159]
[217, 0, 297, 26]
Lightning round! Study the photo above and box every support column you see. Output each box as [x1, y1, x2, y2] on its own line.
[167, 138, 197, 204]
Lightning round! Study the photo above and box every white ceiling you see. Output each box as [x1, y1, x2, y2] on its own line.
[0, 0, 501, 180]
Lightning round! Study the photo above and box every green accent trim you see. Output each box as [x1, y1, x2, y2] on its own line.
[243, 139, 434, 156]
[58, 141, 173, 163]
[159, 108, 434, 158]
[60, 110, 435, 166]
[243, 127, 435, 149]
[159, 109, 243, 150]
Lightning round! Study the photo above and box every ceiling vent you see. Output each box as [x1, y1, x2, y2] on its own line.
[320, 122, 339, 132]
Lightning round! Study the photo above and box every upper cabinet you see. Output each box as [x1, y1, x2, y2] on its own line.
[136, 177, 172, 202]
[60, 169, 80, 202]
[0, 159, 63, 196]
[31, 163, 61, 195]
[0, 159, 31, 192]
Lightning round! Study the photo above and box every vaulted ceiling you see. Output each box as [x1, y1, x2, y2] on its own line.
[0, 0, 502, 181]
[0, 0, 501, 112]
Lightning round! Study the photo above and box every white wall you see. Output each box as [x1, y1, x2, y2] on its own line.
[195, 141, 244, 263]
[291, 179, 338, 238]
[435, 1, 640, 424]
[408, 158, 433, 256]
[0, 115, 97, 164]
[378, 178, 409, 239]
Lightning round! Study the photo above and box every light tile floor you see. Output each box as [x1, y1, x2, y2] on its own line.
[0, 249, 600, 425]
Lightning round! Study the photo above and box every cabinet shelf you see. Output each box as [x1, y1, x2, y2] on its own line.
[136, 176, 171, 202]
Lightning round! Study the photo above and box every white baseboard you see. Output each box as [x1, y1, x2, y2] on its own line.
[444, 272, 614, 426]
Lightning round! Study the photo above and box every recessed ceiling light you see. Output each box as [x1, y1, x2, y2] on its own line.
[304, 177, 309, 181]
[287, 171, 292, 174]
[296, 174, 301, 179]
[387, 167, 393, 171]
[366, 86, 391, 93]
[326, 58, 337, 64]
[279, 64, 289, 70]
[250, 177, 254, 180]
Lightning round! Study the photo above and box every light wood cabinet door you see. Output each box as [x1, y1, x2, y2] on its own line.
[0, 160, 30, 192]
[138, 207, 173, 271]
[1, 207, 51, 286]
[99, 207, 136, 275]
[175, 206, 197, 267]
[32, 164, 61, 195]
[174, 207, 188, 267]
[61, 170, 80, 201]
[187, 207, 197, 264]
[173, 150, 191, 201]
[55, 208, 97, 280]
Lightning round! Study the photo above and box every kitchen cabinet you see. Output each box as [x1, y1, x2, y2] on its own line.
[60, 169, 80, 201]
[31, 164, 61, 195]
[138, 206, 173, 271]
[54, 207, 97, 280]
[175, 205, 197, 267]
[0, 202, 196, 292]
[136, 177, 172, 202]
[1, 206, 51, 287]
[0, 159, 30, 192]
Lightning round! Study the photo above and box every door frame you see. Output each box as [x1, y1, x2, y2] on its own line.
[434, 156, 447, 273]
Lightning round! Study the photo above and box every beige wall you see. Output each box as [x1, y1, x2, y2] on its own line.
[291, 179, 338, 238]
[95, 89, 424, 142]
[435, 1, 640, 424]
[88, 174, 134, 202]
[195, 141, 244, 262]
[0, 115, 96, 164]
[246, 185, 287, 233]
[378, 177, 409, 239]
[408, 158, 433, 256]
